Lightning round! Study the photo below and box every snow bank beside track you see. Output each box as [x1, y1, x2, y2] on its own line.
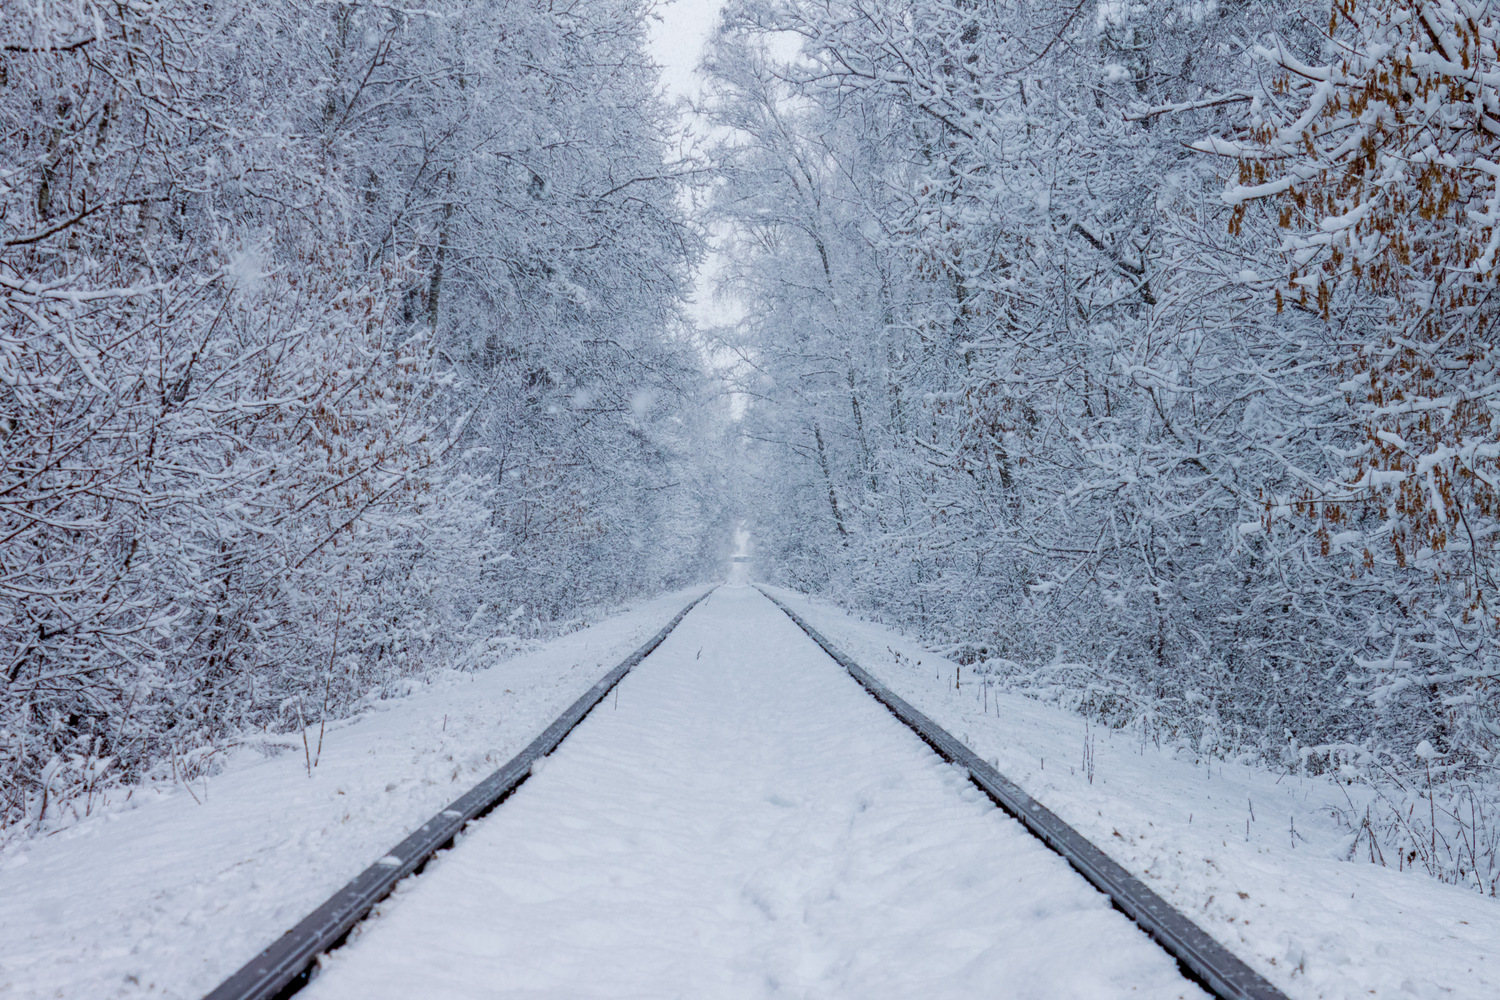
[760, 585, 1500, 1000]
[0, 586, 708, 1000]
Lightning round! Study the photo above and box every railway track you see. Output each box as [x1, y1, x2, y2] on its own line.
[204, 586, 1287, 1000]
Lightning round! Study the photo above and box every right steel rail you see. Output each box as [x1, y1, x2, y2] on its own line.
[758, 587, 1289, 1000]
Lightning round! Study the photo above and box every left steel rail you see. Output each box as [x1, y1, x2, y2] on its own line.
[203, 588, 713, 1000]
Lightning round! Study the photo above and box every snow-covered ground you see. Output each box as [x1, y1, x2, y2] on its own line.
[303, 585, 1199, 999]
[5, 580, 1496, 1000]
[0, 586, 708, 1000]
[759, 584, 1500, 1000]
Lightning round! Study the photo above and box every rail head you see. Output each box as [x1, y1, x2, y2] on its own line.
[756, 586, 1290, 1000]
[202, 588, 714, 1000]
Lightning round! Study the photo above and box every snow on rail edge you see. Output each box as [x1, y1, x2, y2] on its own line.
[202, 588, 715, 1000]
[756, 586, 1289, 1000]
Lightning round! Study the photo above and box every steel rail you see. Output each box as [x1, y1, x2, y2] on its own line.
[758, 587, 1289, 1000]
[203, 589, 714, 1000]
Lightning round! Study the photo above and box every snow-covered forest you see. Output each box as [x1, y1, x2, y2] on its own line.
[7, 0, 1500, 893]
[0, 0, 728, 833]
[711, 0, 1500, 848]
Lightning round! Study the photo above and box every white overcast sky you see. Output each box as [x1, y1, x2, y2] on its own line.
[645, 0, 746, 338]
[646, 0, 726, 102]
